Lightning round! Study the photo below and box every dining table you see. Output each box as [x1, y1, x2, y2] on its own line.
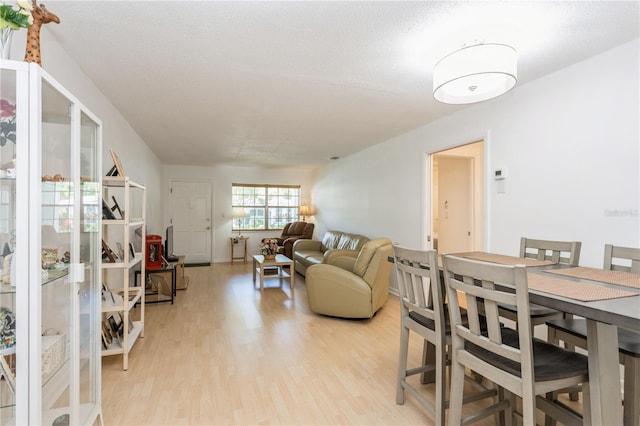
[448, 251, 640, 426]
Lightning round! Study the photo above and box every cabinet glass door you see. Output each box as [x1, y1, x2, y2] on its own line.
[40, 79, 73, 425]
[0, 66, 19, 425]
[77, 111, 100, 424]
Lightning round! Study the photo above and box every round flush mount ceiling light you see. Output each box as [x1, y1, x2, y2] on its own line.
[433, 43, 517, 104]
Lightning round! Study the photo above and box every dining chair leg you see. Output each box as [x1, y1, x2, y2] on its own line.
[396, 323, 410, 404]
[522, 384, 537, 426]
[447, 356, 465, 426]
[624, 355, 640, 426]
[435, 341, 446, 425]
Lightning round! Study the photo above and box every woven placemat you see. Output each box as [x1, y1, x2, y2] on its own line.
[456, 251, 556, 267]
[527, 273, 637, 302]
[543, 266, 640, 289]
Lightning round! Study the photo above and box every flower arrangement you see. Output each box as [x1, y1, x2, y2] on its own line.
[0, 99, 16, 146]
[0, 1, 33, 30]
[1, 1, 33, 59]
[260, 238, 278, 256]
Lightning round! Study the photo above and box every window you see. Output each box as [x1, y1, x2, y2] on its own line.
[232, 184, 300, 231]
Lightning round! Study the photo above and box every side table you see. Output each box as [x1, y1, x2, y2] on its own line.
[230, 236, 249, 263]
[166, 255, 189, 290]
[135, 265, 176, 304]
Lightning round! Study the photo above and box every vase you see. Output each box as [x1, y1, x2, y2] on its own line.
[264, 254, 275, 261]
[0, 28, 14, 60]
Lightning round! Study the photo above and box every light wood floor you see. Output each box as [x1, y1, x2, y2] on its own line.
[101, 262, 576, 425]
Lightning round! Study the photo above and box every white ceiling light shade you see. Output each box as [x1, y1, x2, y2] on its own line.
[433, 43, 517, 104]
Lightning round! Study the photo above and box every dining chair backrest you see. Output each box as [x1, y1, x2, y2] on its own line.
[442, 254, 533, 378]
[520, 237, 581, 266]
[443, 254, 590, 425]
[392, 246, 448, 423]
[393, 246, 444, 338]
[604, 244, 640, 273]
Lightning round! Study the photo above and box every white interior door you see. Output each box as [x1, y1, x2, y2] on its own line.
[170, 180, 212, 264]
[437, 156, 473, 254]
[429, 140, 484, 253]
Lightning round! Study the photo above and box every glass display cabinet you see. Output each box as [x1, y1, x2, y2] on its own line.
[0, 61, 102, 425]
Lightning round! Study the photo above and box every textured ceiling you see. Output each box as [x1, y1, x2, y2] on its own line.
[44, 1, 639, 168]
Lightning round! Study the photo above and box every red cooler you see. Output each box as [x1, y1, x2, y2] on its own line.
[146, 234, 163, 270]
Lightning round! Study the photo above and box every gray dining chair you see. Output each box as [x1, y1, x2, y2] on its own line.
[497, 237, 582, 330]
[442, 254, 590, 426]
[546, 244, 640, 426]
[393, 246, 495, 424]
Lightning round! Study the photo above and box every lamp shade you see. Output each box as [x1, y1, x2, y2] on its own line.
[299, 205, 312, 217]
[232, 207, 248, 218]
[433, 43, 517, 104]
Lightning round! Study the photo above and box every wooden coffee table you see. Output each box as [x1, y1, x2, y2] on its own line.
[252, 254, 294, 294]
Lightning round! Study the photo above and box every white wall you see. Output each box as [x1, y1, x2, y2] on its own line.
[163, 164, 316, 263]
[314, 39, 640, 269]
[8, 27, 164, 233]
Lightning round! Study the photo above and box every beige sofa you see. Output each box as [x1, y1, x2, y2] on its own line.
[292, 230, 369, 276]
[305, 238, 393, 318]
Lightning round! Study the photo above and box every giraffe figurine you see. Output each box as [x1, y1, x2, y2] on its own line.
[24, 0, 60, 66]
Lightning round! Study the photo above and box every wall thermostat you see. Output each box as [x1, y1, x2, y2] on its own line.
[494, 167, 507, 180]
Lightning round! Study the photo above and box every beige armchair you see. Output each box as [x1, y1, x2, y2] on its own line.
[305, 238, 393, 319]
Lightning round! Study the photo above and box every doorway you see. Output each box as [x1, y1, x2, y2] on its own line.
[169, 180, 213, 265]
[430, 140, 484, 253]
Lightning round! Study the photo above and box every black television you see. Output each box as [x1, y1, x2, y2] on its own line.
[164, 226, 178, 262]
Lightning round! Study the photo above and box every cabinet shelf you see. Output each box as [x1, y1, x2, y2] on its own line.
[101, 253, 142, 270]
[41, 267, 69, 286]
[102, 287, 143, 313]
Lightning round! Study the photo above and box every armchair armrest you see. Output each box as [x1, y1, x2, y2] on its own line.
[330, 256, 357, 272]
[323, 249, 359, 265]
[283, 236, 303, 245]
[293, 239, 322, 252]
[281, 236, 308, 259]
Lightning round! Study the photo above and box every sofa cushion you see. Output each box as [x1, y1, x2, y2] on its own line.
[321, 231, 343, 251]
[295, 249, 324, 264]
[337, 233, 369, 250]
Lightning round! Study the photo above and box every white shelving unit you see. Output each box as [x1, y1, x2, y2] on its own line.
[101, 176, 146, 370]
[0, 61, 103, 425]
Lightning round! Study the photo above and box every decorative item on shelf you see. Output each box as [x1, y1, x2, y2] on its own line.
[2, 253, 12, 284]
[41, 247, 57, 269]
[41, 173, 65, 182]
[23, 0, 59, 66]
[102, 197, 116, 220]
[107, 148, 125, 176]
[0, 0, 33, 60]
[0, 307, 16, 352]
[260, 238, 278, 260]
[101, 239, 118, 263]
[41, 328, 65, 376]
[111, 195, 123, 218]
[0, 305, 16, 390]
[0, 99, 17, 146]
